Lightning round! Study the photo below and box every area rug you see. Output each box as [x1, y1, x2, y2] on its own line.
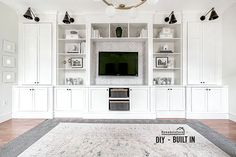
[0, 119, 235, 157]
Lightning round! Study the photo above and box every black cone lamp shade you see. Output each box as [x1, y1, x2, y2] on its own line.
[63, 12, 70, 24]
[165, 11, 177, 24]
[63, 12, 74, 24]
[23, 8, 33, 20]
[209, 9, 219, 20]
[200, 8, 219, 21]
[169, 13, 177, 24]
[23, 7, 40, 22]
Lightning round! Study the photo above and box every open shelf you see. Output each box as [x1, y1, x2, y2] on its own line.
[91, 37, 148, 42]
[57, 24, 87, 86]
[153, 23, 182, 86]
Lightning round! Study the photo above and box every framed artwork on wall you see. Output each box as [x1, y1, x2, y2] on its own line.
[2, 40, 15, 53]
[155, 57, 168, 68]
[2, 55, 16, 67]
[2, 72, 16, 83]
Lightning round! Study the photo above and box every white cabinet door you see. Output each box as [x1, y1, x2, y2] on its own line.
[191, 88, 207, 112]
[169, 88, 185, 111]
[71, 89, 86, 111]
[130, 88, 148, 112]
[19, 88, 33, 111]
[23, 24, 38, 84]
[90, 88, 109, 112]
[34, 88, 48, 112]
[38, 24, 52, 85]
[155, 88, 169, 111]
[188, 22, 203, 84]
[207, 88, 222, 113]
[202, 23, 220, 84]
[55, 89, 71, 111]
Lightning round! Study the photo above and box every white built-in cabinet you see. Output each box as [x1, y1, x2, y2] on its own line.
[89, 88, 109, 112]
[191, 88, 227, 113]
[187, 22, 221, 85]
[187, 87, 228, 119]
[153, 87, 185, 111]
[22, 23, 52, 85]
[89, 87, 149, 113]
[130, 88, 149, 112]
[54, 88, 87, 117]
[12, 86, 53, 118]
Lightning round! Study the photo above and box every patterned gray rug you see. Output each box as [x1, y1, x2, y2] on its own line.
[0, 119, 235, 157]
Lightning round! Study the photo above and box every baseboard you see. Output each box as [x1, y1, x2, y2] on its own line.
[229, 113, 236, 122]
[156, 111, 185, 118]
[186, 112, 229, 119]
[83, 113, 156, 119]
[54, 111, 83, 118]
[0, 112, 12, 123]
[12, 112, 53, 119]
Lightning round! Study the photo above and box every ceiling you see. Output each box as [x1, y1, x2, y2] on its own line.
[1, 0, 236, 14]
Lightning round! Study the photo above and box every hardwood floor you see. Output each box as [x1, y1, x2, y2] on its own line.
[0, 119, 235, 148]
[200, 119, 236, 142]
[0, 119, 45, 147]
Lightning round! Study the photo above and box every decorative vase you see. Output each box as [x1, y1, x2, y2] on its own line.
[116, 27, 122, 38]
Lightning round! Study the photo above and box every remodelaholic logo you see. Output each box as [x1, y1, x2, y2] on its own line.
[156, 127, 196, 144]
[161, 127, 185, 135]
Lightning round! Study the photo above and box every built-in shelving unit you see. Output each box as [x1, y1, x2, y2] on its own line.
[57, 24, 87, 86]
[90, 23, 149, 86]
[153, 24, 182, 86]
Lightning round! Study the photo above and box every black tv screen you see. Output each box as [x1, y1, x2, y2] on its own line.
[99, 52, 138, 76]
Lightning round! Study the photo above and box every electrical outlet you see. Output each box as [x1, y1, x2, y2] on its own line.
[2, 100, 7, 106]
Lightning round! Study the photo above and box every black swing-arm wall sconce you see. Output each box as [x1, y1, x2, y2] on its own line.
[23, 7, 40, 22]
[200, 7, 219, 21]
[164, 11, 177, 24]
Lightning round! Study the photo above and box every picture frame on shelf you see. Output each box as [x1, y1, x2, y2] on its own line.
[2, 40, 15, 53]
[69, 57, 83, 68]
[2, 55, 16, 68]
[65, 43, 80, 53]
[2, 71, 16, 83]
[156, 57, 168, 68]
[65, 77, 83, 85]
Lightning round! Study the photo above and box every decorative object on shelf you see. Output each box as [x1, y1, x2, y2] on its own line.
[2, 40, 15, 53]
[164, 11, 177, 24]
[167, 58, 175, 68]
[23, 7, 40, 22]
[154, 77, 173, 85]
[2, 72, 15, 83]
[116, 27, 123, 37]
[139, 29, 148, 38]
[2, 56, 15, 67]
[65, 43, 80, 53]
[65, 30, 79, 39]
[200, 7, 219, 21]
[69, 57, 83, 68]
[159, 27, 174, 38]
[155, 57, 168, 68]
[63, 12, 74, 24]
[159, 44, 173, 53]
[65, 77, 83, 85]
[80, 42, 86, 54]
[92, 29, 100, 38]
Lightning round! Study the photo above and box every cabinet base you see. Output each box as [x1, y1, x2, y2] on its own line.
[12, 112, 53, 119]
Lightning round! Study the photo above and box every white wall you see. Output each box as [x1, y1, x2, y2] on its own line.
[0, 2, 18, 122]
[222, 3, 236, 121]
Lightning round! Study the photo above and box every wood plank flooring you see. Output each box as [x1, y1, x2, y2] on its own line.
[0, 119, 45, 147]
[0, 119, 235, 148]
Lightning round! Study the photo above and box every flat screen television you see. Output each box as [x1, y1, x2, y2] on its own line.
[99, 52, 138, 76]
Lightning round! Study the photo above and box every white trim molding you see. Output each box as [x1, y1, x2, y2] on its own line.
[229, 113, 236, 122]
[0, 112, 12, 123]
